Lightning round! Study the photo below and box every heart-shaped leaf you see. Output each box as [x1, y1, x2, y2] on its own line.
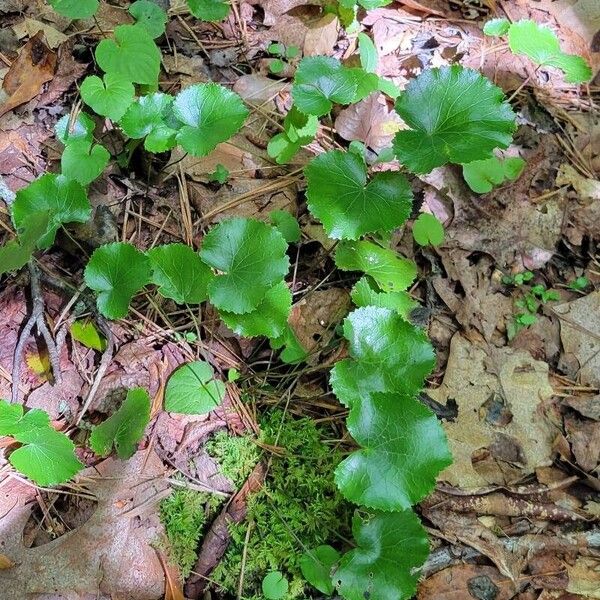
[55, 112, 95, 144]
[61, 140, 110, 185]
[84, 242, 151, 319]
[200, 218, 289, 314]
[334, 511, 430, 600]
[412, 213, 445, 246]
[119, 92, 178, 152]
[96, 24, 161, 85]
[335, 392, 452, 510]
[12, 174, 91, 249]
[147, 243, 214, 304]
[393, 65, 516, 173]
[300, 545, 340, 595]
[262, 572, 289, 600]
[49, 0, 98, 19]
[187, 0, 231, 22]
[165, 360, 226, 414]
[462, 155, 525, 194]
[305, 150, 413, 240]
[172, 83, 248, 156]
[80, 73, 135, 122]
[129, 0, 167, 38]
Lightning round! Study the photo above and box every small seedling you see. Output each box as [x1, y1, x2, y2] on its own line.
[267, 41, 300, 74]
[568, 276, 589, 292]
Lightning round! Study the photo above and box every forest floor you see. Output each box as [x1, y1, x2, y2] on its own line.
[0, 0, 599, 599]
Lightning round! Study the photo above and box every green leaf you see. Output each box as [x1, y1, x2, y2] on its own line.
[268, 106, 318, 164]
[147, 243, 214, 304]
[508, 20, 592, 84]
[70, 319, 106, 351]
[393, 65, 516, 174]
[270, 58, 285, 74]
[61, 140, 110, 186]
[335, 240, 417, 292]
[269, 210, 301, 243]
[0, 213, 49, 276]
[129, 0, 167, 38]
[80, 73, 135, 122]
[55, 112, 95, 144]
[89, 388, 151, 459]
[119, 92, 178, 153]
[462, 155, 525, 194]
[0, 400, 83, 486]
[349, 68, 379, 103]
[483, 18, 510, 37]
[334, 511, 430, 600]
[219, 281, 291, 339]
[305, 150, 413, 240]
[336, 392, 451, 510]
[49, 0, 98, 19]
[412, 213, 445, 246]
[292, 57, 358, 116]
[268, 42, 285, 56]
[84, 242, 151, 319]
[173, 83, 248, 156]
[96, 24, 161, 85]
[270, 325, 309, 364]
[300, 545, 340, 595]
[358, 33, 378, 73]
[187, 0, 231, 22]
[12, 174, 91, 249]
[208, 164, 230, 184]
[330, 307, 435, 406]
[200, 218, 289, 314]
[262, 572, 289, 600]
[350, 277, 417, 319]
[164, 360, 226, 414]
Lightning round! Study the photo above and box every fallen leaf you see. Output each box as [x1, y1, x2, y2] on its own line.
[156, 549, 185, 600]
[13, 19, 68, 49]
[0, 31, 56, 117]
[566, 557, 600, 598]
[304, 13, 339, 56]
[565, 416, 600, 472]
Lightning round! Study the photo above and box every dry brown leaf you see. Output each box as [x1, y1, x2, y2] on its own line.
[566, 557, 600, 598]
[156, 550, 185, 600]
[13, 19, 68, 49]
[304, 13, 339, 56]
[0, 31, 56, 117]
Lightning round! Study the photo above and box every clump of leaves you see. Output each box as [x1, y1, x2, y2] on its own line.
[267, 41, 299, 74]
[462, 155, 526, 194]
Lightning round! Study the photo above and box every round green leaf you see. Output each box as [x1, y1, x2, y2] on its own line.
[336, 392, 452, 510]
[187, 0, 231, 22]
[462, 155, 525, 194]
[61, 140, 110, 186]
[129, 0, 167, 38]
[172, 83, 248, 156]
[49, 0, 98, 19]
[12, 174, 91, 249]
[95, 24, 161, 85]
[84, 242, 151, 319]
[269, 210, 301, 243]
[55, 112, 95, 145]
[305, 150, 413, 240]
[147, 243, 214, 304]
[483, 18, 510, 37]
[80, 73, 135, 122]
[412, 213, 444, 246]
[300, 545, 340, 595]
[200, 218, 290, 314]
[292, 57, 358, 116]
[335, 240, 417, 292]
[164, 360, 226, 414]
[393, 65, 516, 174]
[120, 92, 178, 152]
[333, 511, 430, 600]
[262, 571, 289, 600]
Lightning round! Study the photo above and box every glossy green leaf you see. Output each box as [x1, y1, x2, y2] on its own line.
[336, 392, 451, 510]
[129, 0, 167, 38]
[164, 360, 226, 414]
[358, 33, 378, 73]
[330, 306, 435, 406]
[262, 572, 289, 600]
[0, 213, 49, 276]
[187, 0, 231, 22]
[80, 73, 135, 122]
[292, 57, 358, 116]
[172, 83, 248, 156]
[270, 325, 309, 364]
[0, 399, 50, 435]
[305, 150, 413, 240]
[508, 20, 592, 84]
[12, 174, 91, 249]
[119, 92, 178, 152]
[269, 210, 301, 243]
[219, 281, 291, 339]
[200, 218, 289, 314]
[70, 319, 106, 351]
[350, 277, 417, 319]
[334, 511, 430, 600]
[483, 18, 510, 37]
[89, 388, 151, 459]
[147, 243, 214, 304]
[61, 140, 110, 185]
[300, 545, 340, 595]
[55, 112, 95, 144]
[335, 240, 417, 292]
[96, 24, 161, 85]
[393, 65, 516, 173]
[84, 242, 151, 319]
[412, 213, 445, 246]
[462, 155, 525, 194]
[49, 0, 98, 19]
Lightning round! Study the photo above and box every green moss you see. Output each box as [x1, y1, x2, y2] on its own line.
[205, 429, 260, 488]
[210, 411, 351, 600]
